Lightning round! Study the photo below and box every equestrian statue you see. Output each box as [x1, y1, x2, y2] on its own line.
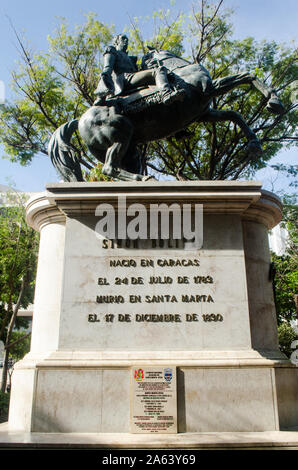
[48, 34, 285, 182]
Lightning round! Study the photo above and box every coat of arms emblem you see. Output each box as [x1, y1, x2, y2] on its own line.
[164, 368, 173, 383]
[134, 368, 144, 381]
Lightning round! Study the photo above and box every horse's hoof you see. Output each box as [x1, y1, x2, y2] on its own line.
[142, 175, 157, 181]
[266, 97, 285, 115]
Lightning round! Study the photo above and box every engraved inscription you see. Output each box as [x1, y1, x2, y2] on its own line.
[90, 257, 224, 325]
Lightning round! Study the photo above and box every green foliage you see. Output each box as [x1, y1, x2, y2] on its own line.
[83, 163, 113, 182]
[0, 193, 38, 321]
[150, 29, 297, 179]
[271, 195, 297, 329]
[270, 194, 297, 356]
[0, 13, 114, 174]
[8, 331, 31, 362]
[273, 252, 298, 324]
[278, 322, 298, 358]
[146, 2, 297, 180]
[47, 13, 114, 104]
[0, 391, 10, 420]
[127, 8, 185, 58]
[0, 1, 297, 181]
[280, 194, 298, 254]
[0, 191, 39, 391]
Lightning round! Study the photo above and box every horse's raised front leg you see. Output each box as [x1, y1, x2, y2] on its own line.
[200, 109, 262, 158]
[212, 72, 285, 114]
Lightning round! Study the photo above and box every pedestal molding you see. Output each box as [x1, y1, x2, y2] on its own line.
[26, 181, 282, 231]
[14, 349, 291, 370]
[26, 194, 65, 232]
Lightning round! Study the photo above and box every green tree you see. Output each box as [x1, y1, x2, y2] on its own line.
[278, 323, 297, 359]
[0, 14, 114, 174]
[0, 390, 10, 422]
[272, 194, 297, 322]
[145, 2, 297, 180]
[270, 194, 298, 357]
[0, 191, 39, 392]
[0, 1, 297, 180]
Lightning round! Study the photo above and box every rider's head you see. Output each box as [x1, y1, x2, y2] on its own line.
[113, 34, 129, 52]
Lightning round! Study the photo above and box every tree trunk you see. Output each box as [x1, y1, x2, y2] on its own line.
[1, 348, 9, 393]
[0, 277, 26, 393]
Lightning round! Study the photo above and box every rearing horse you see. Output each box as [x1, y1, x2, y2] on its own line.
[48, 49, 285, 181]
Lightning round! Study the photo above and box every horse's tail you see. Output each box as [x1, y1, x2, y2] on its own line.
[48, 119, 84, 182]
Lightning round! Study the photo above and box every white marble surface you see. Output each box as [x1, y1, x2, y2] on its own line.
[7, 181, 296, 435]
[30, 222, 65, 353]
[1, 421, 298, 449]
[56, 213, 252, 351]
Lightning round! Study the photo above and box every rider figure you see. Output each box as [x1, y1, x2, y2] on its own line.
[94, 34, 184, 106]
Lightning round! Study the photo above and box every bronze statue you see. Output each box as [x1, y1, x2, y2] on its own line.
[48, 36, 285, 182]
[93, 34, 184, 106]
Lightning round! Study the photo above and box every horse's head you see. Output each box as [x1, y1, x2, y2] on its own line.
[141, 48, 190, 71]
[141, 48, 159, 70]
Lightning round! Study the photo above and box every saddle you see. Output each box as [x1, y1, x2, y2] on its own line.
[103, 73, 185, 115]
[105, 85, 165, 115]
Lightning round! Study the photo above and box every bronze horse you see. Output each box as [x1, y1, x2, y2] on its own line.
[48, 50, 284, 181]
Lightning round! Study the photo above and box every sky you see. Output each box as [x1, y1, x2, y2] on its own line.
[0, 0, 297, 193]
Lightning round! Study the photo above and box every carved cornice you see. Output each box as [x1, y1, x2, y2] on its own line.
[243, 189, 282, 229]
[26, 193, 65, 232]
[26, 182, 282, 231]
[46, 180, 262, 215]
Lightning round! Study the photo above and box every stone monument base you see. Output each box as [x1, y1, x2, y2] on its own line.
[8, 350, 298, 433]
[1, 422, 298, 449]
[6, 182, 298, 435]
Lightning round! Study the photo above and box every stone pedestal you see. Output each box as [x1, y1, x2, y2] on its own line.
[7, 181, 298, 435]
